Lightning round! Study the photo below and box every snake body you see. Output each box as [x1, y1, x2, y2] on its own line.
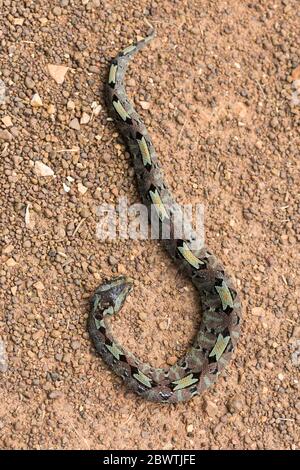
[88, 32, 242, 403]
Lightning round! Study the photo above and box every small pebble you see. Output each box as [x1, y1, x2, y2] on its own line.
[53, 6, 62, 16]
[34, 161, 55, 177]
[80, 112, 90, 124]
[0, 130, 13, 141]
[25, 76, 35, 89]
[1, 116, 13, 127]
[227, 396, 244, 414]
[47, 104, 56, 114]
[69, 118, 81, 131]
[78, 182, 88, 195]
[47, 64, 69, 84]
[67, 100, 75, 110]
[138, 311, 147, 321]
[140, 101, 150, 110]
[166, 356, 177, 366]
[203, 399, 218, 417]
[252, 307, 265, 316]
[48, 390, 63, 399]
[108, 255, 118, 266]
[31, 93, 43, 107]
[292, 326, 300, 339]
[34, 281, 45, 290]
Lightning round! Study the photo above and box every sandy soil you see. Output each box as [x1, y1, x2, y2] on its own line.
[0, 0, 299, 450]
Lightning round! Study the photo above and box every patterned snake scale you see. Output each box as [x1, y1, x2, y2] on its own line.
[88, 31, 242, 403]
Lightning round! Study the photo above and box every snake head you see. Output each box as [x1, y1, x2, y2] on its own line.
[92, 276, 133, 315]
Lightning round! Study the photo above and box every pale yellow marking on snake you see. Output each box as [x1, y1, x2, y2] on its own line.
[109, 63, 117, 85]
[112, 99, 131, 121]
[106, 343, 124, 360]
[95, 318, 104, 329]
[103, 306, 114, 316]
[122, 44, 136, 55]
[204, 376, 212, 387]
[149, 188, 169, 221]
[215, 282, 234, 310]
[172, 373, 199, 391]
[178, 242, 205, 269]
[209, 334, 231, 361]
[133, 370, 152, 388]
[137, 135, 151, 166]
[205, 311, 223, 323]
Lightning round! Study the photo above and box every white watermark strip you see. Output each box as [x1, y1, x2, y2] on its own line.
[291, 339, 300, 367]
[0, 79, 6, 104]
[0, 340, 8, 373]
[95, 198, 205, 250]
[291, 79, 300, 106]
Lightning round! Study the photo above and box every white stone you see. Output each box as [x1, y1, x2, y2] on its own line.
[78, 182, 88, 195]
[1, 115, 13, 127]
[80, 112, 90, 124]
[47, 64, 69, 84]
[34, 161, 55, 177]
[31, 93, 43, 107]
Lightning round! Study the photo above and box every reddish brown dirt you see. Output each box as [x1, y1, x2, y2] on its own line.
[0, 0, 299, 450]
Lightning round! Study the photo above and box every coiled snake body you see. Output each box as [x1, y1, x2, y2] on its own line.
[88, 32, 242, 403]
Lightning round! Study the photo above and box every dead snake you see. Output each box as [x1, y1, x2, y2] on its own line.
[88, 31, 242, 403]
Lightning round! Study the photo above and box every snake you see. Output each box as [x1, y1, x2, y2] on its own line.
[88, 31, 242, 403]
